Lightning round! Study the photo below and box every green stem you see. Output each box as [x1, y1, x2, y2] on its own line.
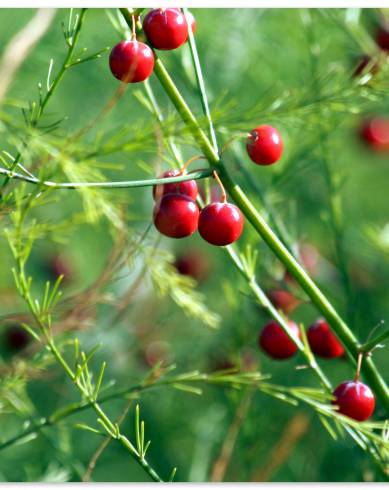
[0, 167, 212, 189]
[226, 245, 332, 391]
[120, 13, 389, 411]
[0, 371, 266, 454]
[184, 7, 218, 152]
[35, 8, 87, 122]
[0, 9, 87, 194]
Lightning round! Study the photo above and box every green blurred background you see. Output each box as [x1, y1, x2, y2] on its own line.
[0, 8, 388, 482]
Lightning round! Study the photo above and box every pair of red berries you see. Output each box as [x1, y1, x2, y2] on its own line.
[152, 169, 244, 246]
[109, 8, 196, 83]
[259, 318, 344, 361]
[258, 320, 375, 421]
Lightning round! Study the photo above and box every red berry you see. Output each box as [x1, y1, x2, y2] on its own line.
[246, 125, 283, 165]
[198, 202, 244, 246]
[153, 194, 199, 238]
[268, 289, 301, 314]
[153, 169, 198, 201]
[171, 8, 196, 34]
[259, 320, 300, 360]
[174, 249, 210, 282]
[109, 40, 154, 83]
[360, 118, 389, 151]
[5, 325, 30, 351]
[333, 381, 375, 421]
[375, 22, 389, 52]
[143, 8, 189, 50]
[307, 319, 345, 359]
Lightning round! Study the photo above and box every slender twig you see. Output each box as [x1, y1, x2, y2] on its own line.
[118, 8, 389, 410]
[83, 400, 133, 482]
[226, 245, 332, 391]
[184, 7, 218, 152]
[0, 166, 212, 189]
[0, 9, 56, 104]
[361, 328, 389, 354]
[210, 390, 254, 482]
[250, 412, 310, 481]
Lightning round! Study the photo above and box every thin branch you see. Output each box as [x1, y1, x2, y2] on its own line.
[0, 9, 56, 105]
[0, 166, 212, 189]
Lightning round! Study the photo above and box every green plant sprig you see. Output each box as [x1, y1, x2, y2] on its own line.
[1, 366, 386, 469]
[0, 9, 87, 195]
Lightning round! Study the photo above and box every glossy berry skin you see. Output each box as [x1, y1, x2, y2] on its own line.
[153, 169, 198, 201]
[360, 118, 389, 152]
[268, 289, 300, 314]
[307, 319, 345, 359]
[333, 381, 375, 421]
[143, 8, 189, 50]
[153, 194, 199, 238]
[375, 23, 389, 52]
[109, 40, 154, 83]
[259, 320, 300, 360]
[247, 125, 283, 165]
[172, 8, 196, 34]
[198, 202, 244, 246]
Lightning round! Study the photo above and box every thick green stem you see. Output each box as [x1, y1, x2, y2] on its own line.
[148, 42, 389, 412]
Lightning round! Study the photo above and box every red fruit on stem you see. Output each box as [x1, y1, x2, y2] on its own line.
[174, 249, 210, 282]
[259, 320, 300, 360]
[5, 325, 30, 351]
[246, 125, 283, 165]
[143, 8, 190, 50]
[198, 202, 244, 246]
[307, 319, 345, 359]
[153, 169, 198, 201]
[109, 40, 154, 83]
[153, 194, 199, 238]
[375, 22, 389, 52]
[360, 118, 389, 151]
[268, 289, 301, 314]
[333, 380, 375, 421]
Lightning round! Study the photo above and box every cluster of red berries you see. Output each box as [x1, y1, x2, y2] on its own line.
[151, 123, 283, 244]
[109, 8, 196, 84]
[258, 319, 375, 421]
[152, 169, 244, 246]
